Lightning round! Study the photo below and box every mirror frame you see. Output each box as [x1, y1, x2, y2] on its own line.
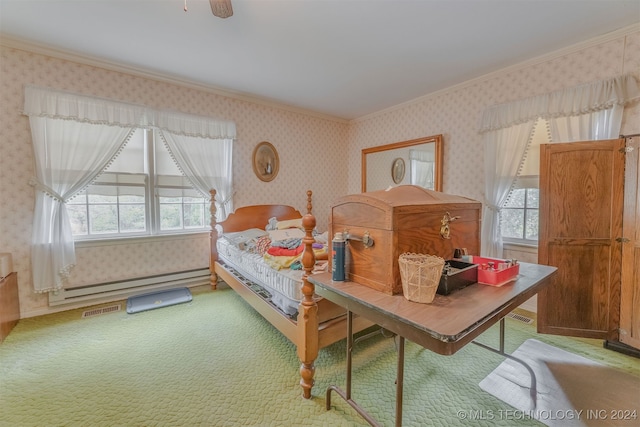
[361, 134, 443, 192]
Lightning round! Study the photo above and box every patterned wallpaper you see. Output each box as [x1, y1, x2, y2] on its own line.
[0, 45, 348, 316]
[1, 28, 639, 317]
[347, 31, 640, 200]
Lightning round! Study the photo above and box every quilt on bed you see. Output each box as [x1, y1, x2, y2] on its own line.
[217, 221, 328, 317]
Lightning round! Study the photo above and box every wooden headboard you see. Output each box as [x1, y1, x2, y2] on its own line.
[209, 189, 313, 284]
[211, 189, 312, 234]
[217, 205, 302, 234]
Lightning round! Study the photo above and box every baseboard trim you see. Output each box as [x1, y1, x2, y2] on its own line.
[604, 340, 640, 359]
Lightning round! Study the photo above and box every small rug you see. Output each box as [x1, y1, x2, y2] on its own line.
[479, 338, 640, 426]
[126, 287, 192, 314]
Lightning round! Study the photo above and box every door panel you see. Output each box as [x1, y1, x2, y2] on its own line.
[545, 150, 616, 238]
[545, 243, 612, 332]
[620, 136, 640, 350]
[538, 139, 624, 340]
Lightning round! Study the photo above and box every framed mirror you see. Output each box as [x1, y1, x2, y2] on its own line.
[362, 135, 443, 192]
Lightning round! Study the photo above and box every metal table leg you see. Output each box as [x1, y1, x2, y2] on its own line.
[395, 336, 405, 427]
[472, 318, 538, 408]
[327, 316, 535, 425]
[326, 310, 385, 427]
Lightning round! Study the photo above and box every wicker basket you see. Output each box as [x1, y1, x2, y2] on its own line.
[398, 253, 445, 303]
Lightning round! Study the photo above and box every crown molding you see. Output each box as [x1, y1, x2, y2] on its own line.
[3, 22, 638, 125]
[0, 34, 348, 125]
[353, 23, 640, 123]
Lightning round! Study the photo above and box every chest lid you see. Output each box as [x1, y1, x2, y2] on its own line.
[331, 185, 481, 229]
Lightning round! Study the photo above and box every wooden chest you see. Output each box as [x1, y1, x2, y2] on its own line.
[329, 185, 481, 295]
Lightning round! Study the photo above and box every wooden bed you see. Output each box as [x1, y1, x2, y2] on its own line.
[209, 189, 372, 398]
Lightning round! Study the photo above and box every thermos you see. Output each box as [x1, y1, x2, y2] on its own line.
[453, 247, 468, 259]
[332, 232, 346, 281]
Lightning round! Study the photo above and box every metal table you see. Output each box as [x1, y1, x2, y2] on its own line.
[308, 262, 557, 427]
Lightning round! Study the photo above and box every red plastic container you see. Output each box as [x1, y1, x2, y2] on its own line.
[469, 256, 520, 286]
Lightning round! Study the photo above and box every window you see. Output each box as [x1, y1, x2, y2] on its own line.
[67, 128, 209, 239]
[500, 118, 548, 245]
[501, 187, 539, 243]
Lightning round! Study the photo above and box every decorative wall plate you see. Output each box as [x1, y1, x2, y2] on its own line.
[253, 141, 279, 182]
[391, 157, 405, 184]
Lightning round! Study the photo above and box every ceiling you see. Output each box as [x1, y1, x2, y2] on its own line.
[1, 0, 639, 120]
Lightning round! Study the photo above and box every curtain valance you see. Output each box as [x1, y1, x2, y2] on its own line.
[156, 110, 236, 139]
[479, 74, 639, 133]
[23, 85, 237, 139]
[23, 85, 149, 127]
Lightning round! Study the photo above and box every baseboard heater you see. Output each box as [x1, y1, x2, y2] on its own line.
[49, 268, 210, 306]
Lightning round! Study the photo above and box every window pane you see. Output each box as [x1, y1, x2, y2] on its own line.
[184, 203, 204, 228]
[525, 209, 539, 240]
[68, 205, 88, 235]
[108, 128, 145, 174]
[184, 196, 205, 203]
[159, 197, 181, 204]
[160, 204, 183, 230]
[72, 128, 223, 239]
[89, 205, 118, 234]
[119, 204, 146, 232]
[88, 193, 117, 203]
[119, 194, 145, 203]
[94, 173, 146, 186]
[156, 183, 201, 199]
[155, 138, 183, 176]
[527, 188, 539, 208]
[501, 209, 524, 239]
[504, 189, 525, 208]
[68, 192, 86, 205]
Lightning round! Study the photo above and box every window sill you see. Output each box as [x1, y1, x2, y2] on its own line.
[503, 241, 538, 253]
[74, 231, 210, 248]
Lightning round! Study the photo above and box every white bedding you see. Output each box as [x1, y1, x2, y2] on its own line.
[217, 232, 306, 317]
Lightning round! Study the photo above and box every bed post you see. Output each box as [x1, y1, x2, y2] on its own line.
[210, 189, 219, 290]
[298, 195, 318, 399]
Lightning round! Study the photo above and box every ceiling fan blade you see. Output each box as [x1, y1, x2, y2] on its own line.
[210, 0, 233, 19]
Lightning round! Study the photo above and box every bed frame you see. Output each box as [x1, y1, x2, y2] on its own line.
[209, 189, 372, 398]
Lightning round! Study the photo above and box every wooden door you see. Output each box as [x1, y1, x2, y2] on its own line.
[538, 138, 625, 340]
[620, 136, 640, 350]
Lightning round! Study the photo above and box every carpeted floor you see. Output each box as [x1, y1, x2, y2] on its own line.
[1, 283, 638, 427]
[480, 339, 640, 427]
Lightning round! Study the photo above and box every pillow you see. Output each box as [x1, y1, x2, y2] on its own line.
[276, 218, 303, 230]
[265, 217, 278, 231]
[268, 228, 305, 242]
[223, 228, 268, 250]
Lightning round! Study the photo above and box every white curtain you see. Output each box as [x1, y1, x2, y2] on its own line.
[479, 74, 639, 257]
[24, 86, 146, 292]
[24, 86, 237, 292]
[548, 104, 624, 142]
[156, 111, 236, 220]
[409, 149, 435, 189]
[478, 75, 638, 134]
[481, 122, 535, 257]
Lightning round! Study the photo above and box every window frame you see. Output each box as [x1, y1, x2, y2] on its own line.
[69, 129, 211, 241]
[500, 187, 539, 246]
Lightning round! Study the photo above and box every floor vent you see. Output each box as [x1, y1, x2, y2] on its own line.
[82, 304, 121, 318]
[507, 312, 534, 324]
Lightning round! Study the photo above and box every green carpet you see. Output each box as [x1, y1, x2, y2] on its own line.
[1, 283, 638, 427]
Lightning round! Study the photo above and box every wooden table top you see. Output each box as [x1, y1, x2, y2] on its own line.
[309, 262, 556, 355]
